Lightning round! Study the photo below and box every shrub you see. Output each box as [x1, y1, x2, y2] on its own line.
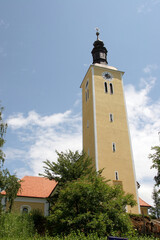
[30, 209, 47, 235]
[0, 212, 34, 239]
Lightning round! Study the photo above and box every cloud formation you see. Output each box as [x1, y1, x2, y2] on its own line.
[5, 65, 160, 205]
[6, 109, 82, 176]
[137, 0, 160, 14]
[124, 65, 160, 204]
[7, 110, 80, 129]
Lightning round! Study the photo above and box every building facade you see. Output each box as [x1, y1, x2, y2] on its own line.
[81, 31, 140, 214]
[1, 176, 57, 216]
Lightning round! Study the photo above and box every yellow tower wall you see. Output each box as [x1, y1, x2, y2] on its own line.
[81, 64, 140, 214]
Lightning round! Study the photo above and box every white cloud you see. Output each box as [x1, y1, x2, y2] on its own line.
[13, 168, 33, 179]
[7, 110, 81, 129]
[6, 110, 82, 177]
[124, 66, 160, 205]
[137, 0, 160, 13]
[138, 182, 154, 206]
[143, 64, 158, 74]
[6, 64, 160, 206]
[5, 148, 27, 161]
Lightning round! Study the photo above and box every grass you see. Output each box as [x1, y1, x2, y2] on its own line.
[0, 235, 158, 240]
[0, 213, 158, 240]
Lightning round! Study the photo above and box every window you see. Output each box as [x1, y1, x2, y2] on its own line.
[88, 148, 90, 156]
[109, 113, 113, 122]
[20, 205, 31, 214]
[110, 83, 113, 94]
[104, 82, 108, 93]
[87, 120, 89, 128]
[115, 171, 119, 180]
[22, 207, 29, 214]
[100, 52, 105, 59]
[85, 79, 89, 102]
[85, 80, 89, 89]
[85, 92, 87, 102]
[112, 143, 116, 152]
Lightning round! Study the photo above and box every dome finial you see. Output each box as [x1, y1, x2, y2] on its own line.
[95, 27, 100, 40]
[91, 29, 108, 65]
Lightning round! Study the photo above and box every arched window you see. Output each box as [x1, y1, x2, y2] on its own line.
[115, 171, 119, 180]
[104, 82, 108, 93]
[85, 92, 87, 102]
[109, 113, 113, 122]
[87, 89, 89, 99]
[87, 120, 89, 128]
[112, 143, 116, 152]
[20, 205, 31, 214]
[110, 83, 113, 94]
[85, 79, 89, 102]
[22, 207, 29, 214]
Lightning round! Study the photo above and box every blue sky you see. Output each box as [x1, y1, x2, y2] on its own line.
[1, 0, 160, 205]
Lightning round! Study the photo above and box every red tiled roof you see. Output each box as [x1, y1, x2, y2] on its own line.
[1, 176, 57, 198]
[139, 197, 151, 207]
[0, 177, 152, 206]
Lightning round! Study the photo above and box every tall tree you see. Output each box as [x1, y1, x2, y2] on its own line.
[149, 146, 160, 188]
[0, 105, 20, 213]
[0, 105, 7, 212]
[41, 150, 96, 205]
[2, 170, 21, 212]
[0, 105, 7, 167]
[149, 146, 160, 218]
[149, 187, 160, 219]
[48, 174, 136, 236]
[41, 150, 94, 186]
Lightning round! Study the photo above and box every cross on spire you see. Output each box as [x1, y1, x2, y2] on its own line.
[95, 27, 100, 40]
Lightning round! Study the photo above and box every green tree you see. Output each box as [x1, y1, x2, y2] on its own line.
[149, 146, 160, 188]
[41, 150, 94, 186]
[41, 150, 95, 206]
[149, 146, 160, 218]
[0, 105, 20, 213]
[2, 170, 21, 212]
[149, 187, 160, 219]
[0, 105, 7, 212]
[0, 105, 7, 166]
[48, 174, 136, 236]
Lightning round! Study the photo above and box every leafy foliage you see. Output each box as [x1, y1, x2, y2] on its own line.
[0, 105, 20, 213]
[41, 150, 94, 185]
[149, 187, 160, 219]
[149, 146, 160, 219]
[149, 146, 160, 188]
[2, 170, 21, 212]
[48, 174, 136, 236]
[41, 150, 95, 205]
[0, 105, 7, 213]
[0, 105, 7, 166]
[0, 212, 34, 239]
[30, 209, 47, 235]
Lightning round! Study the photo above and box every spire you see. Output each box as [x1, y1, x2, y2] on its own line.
[91, 28, 108, 65]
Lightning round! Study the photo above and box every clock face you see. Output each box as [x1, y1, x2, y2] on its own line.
[102, 72, 112, 80]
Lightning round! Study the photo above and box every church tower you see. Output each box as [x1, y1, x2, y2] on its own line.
[80, 31, 140, 214]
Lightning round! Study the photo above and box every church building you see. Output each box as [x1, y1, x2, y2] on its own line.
[80, 31, 140, 214]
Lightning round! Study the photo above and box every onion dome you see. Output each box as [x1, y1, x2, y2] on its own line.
[91, 29, 108, 65]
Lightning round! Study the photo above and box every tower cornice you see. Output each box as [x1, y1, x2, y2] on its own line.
[80, 64, 124, 88]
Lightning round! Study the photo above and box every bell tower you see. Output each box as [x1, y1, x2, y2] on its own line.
[80, 30, 140, 214]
